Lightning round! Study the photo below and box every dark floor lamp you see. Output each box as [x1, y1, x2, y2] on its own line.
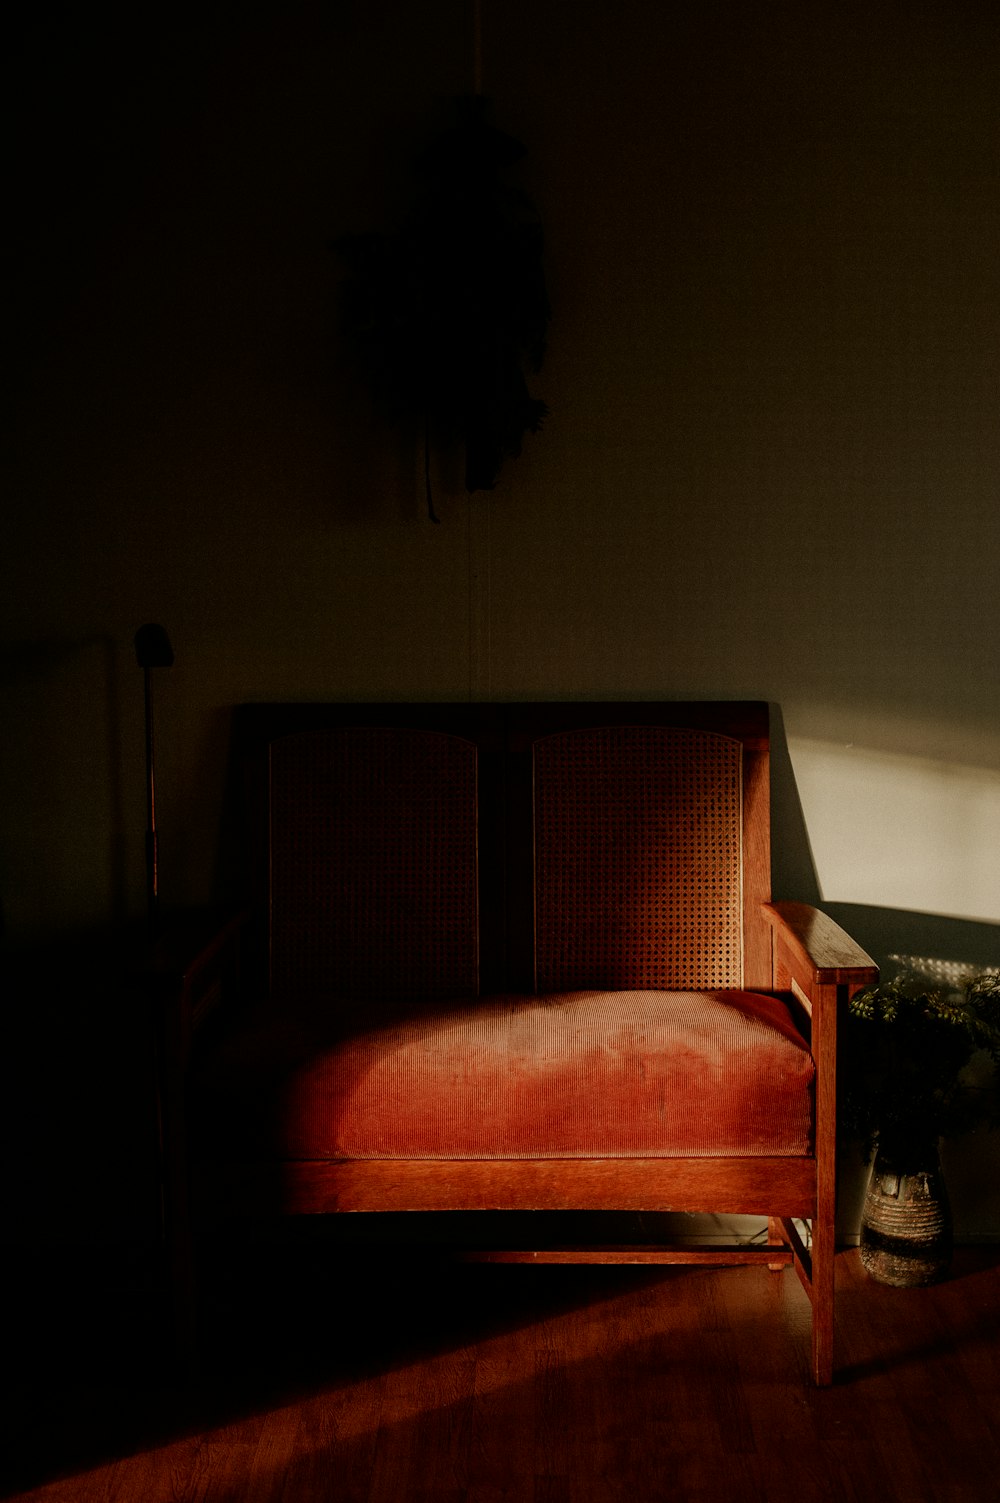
[134, 622, 186, 1355]
[134, 623, 174, 941]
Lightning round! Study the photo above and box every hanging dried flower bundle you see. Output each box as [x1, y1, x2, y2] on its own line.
[339, 95, 550, 517]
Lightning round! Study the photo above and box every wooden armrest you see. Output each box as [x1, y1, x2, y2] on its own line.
[763, 901, 878, 988]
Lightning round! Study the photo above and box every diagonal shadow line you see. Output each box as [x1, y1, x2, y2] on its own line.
[5, 1257, 816, 1502]
[9, 1243, 999, 1499]
[2, 1242, 691, 1497]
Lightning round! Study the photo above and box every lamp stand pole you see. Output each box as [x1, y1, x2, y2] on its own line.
[134, 624, 174, 942]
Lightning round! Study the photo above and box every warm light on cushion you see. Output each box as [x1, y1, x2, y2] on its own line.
[274, 990, 814, 1160]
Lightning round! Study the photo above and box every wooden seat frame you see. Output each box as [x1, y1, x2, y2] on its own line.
[155, 702, 877, 1386]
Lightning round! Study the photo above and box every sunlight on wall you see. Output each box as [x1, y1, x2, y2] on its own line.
[787, 740, 1000, 925]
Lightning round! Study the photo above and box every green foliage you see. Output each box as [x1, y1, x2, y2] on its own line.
[840, 966, 1000, 1165]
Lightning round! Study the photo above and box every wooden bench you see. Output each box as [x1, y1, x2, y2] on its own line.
[158, 701, 876, 1384]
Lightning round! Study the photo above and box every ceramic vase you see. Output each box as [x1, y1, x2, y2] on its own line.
[860, 1142, 952, 1287]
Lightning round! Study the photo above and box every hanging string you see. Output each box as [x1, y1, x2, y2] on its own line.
[424, 415, 439, 523]
[473, 0, 483, 95]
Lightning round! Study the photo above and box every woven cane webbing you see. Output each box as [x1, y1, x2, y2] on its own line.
[534, 726, 743, 990]
[269, 728, 478, 999]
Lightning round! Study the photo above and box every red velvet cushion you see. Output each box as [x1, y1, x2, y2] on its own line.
[274, 990, 814, 1160]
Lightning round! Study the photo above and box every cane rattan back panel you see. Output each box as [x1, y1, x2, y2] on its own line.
[268, 727, 479, 999]
[533, 725, 744, 990]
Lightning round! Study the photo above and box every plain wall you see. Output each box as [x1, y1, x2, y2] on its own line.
[6, 1, 998, 1237]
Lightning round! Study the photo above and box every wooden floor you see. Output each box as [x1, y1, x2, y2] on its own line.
[5, 1237, 1000, 1502]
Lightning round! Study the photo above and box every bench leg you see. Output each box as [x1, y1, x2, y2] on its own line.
[810, 1217, 835, 1387]
[767, 1216, 788, 1272]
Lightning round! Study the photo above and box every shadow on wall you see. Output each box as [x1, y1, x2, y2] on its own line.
[822, 904, 999, 977]
[769, 702, 823, 906]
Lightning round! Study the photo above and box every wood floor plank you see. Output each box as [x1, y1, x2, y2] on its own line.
[7, 1250, 1000, 1503]
[366, 1349, 476, 1502]
[280, 1378, 385, 1503]
[467, 1342, 536, 1500]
